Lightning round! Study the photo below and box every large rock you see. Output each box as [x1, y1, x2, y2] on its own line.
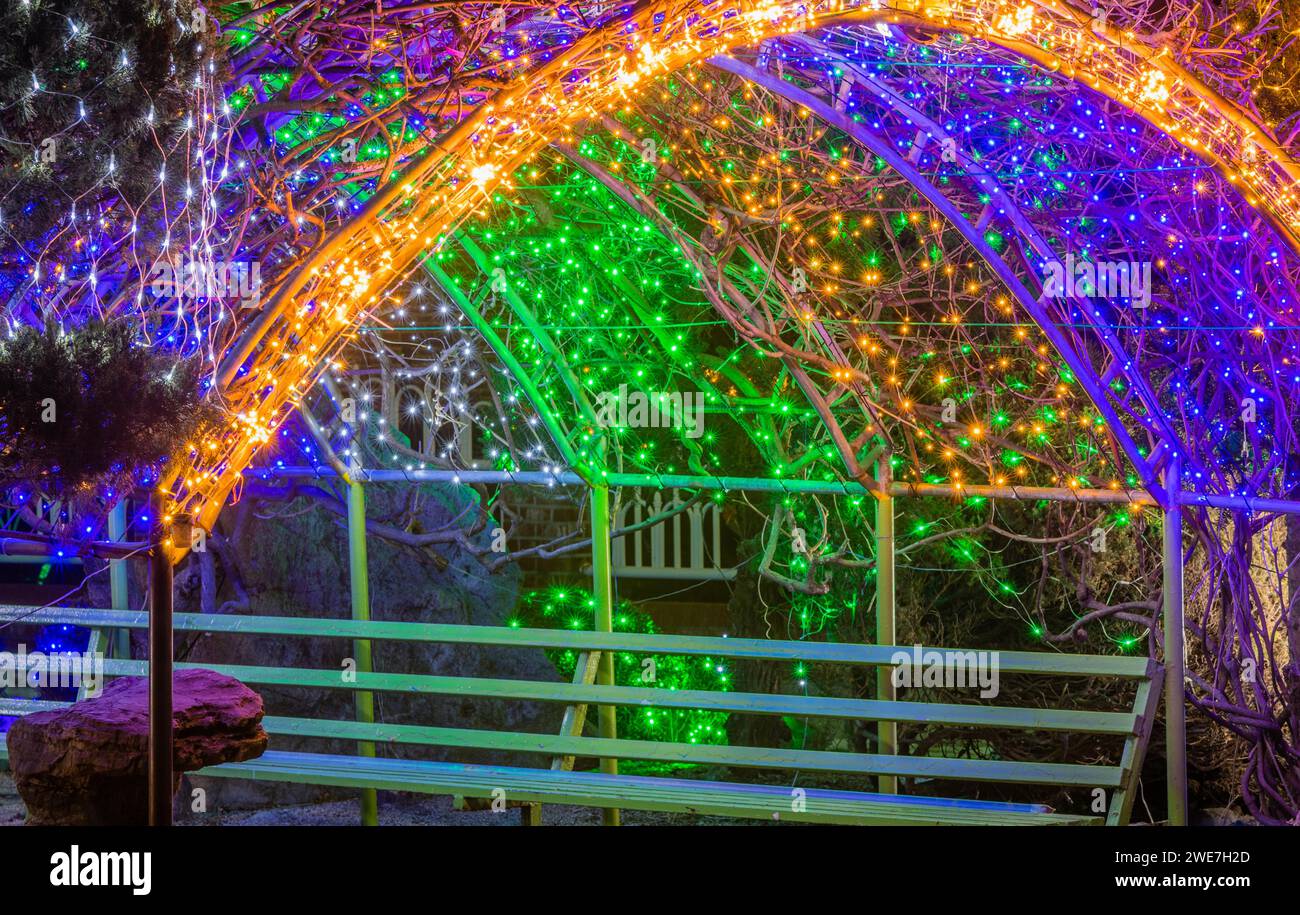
[6, 669, 267, 825]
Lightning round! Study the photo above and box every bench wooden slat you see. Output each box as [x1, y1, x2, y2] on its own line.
[0, 605, 1151, 678]
[262, 715, 1125, 787]
[197, 750, 1100, 826]
[70, 659, 1137, 735]
[0, 698, 68, 715]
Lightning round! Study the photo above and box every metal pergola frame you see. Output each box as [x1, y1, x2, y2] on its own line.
[15, 458, 1297, 826]
[8, 457, 1261, 826]
[18, 0, 1300, 827]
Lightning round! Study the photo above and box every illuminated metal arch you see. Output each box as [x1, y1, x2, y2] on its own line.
[177, 0, 1300, 530]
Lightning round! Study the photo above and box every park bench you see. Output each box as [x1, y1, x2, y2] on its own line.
[0, 604, 1161, 825]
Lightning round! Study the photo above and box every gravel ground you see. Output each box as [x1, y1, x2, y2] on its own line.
[0, 773, 23, 827]
[0, 771, 769, 826]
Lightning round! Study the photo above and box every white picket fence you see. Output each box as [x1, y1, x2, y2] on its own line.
[613, 489, 735, 581]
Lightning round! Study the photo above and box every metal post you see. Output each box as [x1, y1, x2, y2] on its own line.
[1162, 455, 1187, 826]
[108, 501, 130, 658]
[875, 457, 897, 794]
[347, 476, 379, 826]
[147, 503, 173, 827]
[590, 484, 621, 826]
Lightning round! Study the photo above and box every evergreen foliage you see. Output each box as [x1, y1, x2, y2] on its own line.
[0, 318, 214, 495]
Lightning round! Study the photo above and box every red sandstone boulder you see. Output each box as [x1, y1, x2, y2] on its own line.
[5, 669, 268, 825]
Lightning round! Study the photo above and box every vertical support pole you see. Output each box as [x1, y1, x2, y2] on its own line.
[590, 484, 621, 826]
[108, 501, 130, 658]
[1162, 456, 1187, 826]
[874, 456, 897, 794]
[347, 476, 379, 827]
[147, 499, 173, 827]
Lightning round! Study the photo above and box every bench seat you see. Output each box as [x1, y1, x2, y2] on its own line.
[197, 750, 1100, 826]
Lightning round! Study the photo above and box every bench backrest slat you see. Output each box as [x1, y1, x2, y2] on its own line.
[19, 657, 1136, 735]
[264, 715, 1126, 787]
[0, 605, 1152, 678]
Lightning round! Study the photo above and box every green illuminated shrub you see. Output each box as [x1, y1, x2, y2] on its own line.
[509, 586, 729, 748]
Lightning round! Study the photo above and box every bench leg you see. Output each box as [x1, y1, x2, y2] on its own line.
[520, 803, 542, 826]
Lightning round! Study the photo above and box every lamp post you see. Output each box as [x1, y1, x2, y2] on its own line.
[148, 497, 174, 827]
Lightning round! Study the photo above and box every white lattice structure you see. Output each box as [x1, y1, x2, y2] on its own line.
[614, 489, 734, 581]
